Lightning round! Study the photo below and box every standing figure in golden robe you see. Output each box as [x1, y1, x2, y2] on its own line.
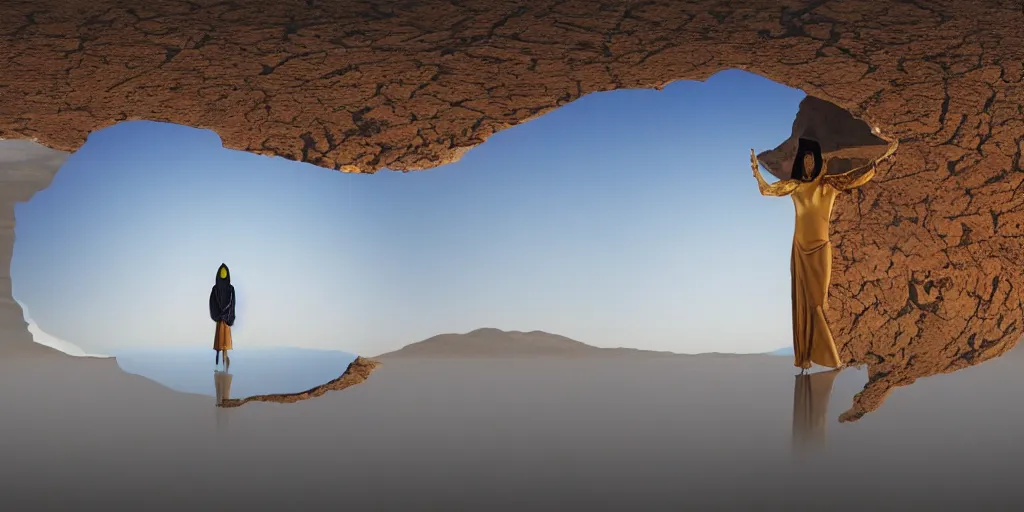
[209, 263, 236, 369]
[751, 138, 883, 370]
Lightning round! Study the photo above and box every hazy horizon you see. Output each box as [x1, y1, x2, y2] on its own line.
[42, 324, 792, 358]
[11, 69, 806, 356]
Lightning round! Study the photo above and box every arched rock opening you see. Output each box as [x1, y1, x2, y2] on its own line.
[2, 0, 1023, 420]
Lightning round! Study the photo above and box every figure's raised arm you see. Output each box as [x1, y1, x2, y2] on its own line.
[750, 149, 799, 197]
[825, 164, 876, 191]
[824, 139, 898, 191]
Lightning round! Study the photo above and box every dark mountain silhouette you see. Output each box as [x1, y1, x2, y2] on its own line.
[373, 328, 759, 359]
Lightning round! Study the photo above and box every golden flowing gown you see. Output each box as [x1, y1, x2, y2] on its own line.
[753, 153, 879, 369]
[213, 320, 233, 351]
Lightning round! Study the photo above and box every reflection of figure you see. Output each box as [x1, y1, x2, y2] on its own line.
[792, 368, 841, 452]
[214, 370, 234, 405]
[209, 263, 236, 369]
[214, 370, 233, 431]
[752, 138, 882, 369]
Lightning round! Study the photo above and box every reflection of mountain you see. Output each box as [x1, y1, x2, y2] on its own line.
[792, 369, 841, 453]
[15, 299, 107, 358]
[375, 328, 753, 359]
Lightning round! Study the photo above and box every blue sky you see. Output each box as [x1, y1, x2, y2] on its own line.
[11, 69, 806, 356]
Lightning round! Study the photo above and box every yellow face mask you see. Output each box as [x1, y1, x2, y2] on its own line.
[219, 267, 228, 279]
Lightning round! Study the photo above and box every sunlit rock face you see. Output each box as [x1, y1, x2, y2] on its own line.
[2, 0, 1024, 419]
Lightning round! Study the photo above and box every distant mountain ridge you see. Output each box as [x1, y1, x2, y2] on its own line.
[374, 328, 771, 359]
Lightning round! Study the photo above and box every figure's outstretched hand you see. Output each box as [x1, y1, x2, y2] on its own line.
[750, 149, 760, 176]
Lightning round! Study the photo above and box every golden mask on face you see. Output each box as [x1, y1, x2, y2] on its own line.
[219, 266, 228, 279]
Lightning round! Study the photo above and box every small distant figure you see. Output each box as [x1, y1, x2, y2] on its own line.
[751, 137, 893, 370]
[209, 263, 236, 369]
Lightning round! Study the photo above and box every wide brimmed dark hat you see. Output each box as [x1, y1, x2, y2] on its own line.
[756, 96, 893, 180]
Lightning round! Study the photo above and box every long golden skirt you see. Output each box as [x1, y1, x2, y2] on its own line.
[790, 238, 841, 369]
[213, 320, 233, 351]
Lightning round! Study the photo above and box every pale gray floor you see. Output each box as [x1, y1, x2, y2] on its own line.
[2, 350, 1024, 510]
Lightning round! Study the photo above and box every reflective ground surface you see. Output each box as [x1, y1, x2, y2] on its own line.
[111, 347, 358, 398]
[2, 347, 1024, 510]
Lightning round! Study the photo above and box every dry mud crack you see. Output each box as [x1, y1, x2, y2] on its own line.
[3, 0, 1024, 419]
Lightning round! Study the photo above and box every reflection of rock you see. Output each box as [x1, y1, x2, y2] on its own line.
[1, 1, 1023, 422]
[757, 96, 892, 180]
[217, 357, 379, 408]
[793, 369, 841, 452]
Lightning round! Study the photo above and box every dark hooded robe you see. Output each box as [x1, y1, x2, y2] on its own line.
[209, 263, 236, 351]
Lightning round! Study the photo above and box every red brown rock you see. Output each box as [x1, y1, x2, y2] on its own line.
[2, 0, 1023, 421]
[217, 356, 379, 408]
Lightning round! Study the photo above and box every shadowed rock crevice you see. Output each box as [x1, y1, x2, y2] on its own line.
[217, 356, 379, 408]
[3, 0, 1024, 420]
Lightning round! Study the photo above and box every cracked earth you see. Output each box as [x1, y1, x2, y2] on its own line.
[2, 0, 1024, 420]
[217, 356, 379, 408]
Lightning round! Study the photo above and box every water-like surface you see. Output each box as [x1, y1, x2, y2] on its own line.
[111, 347, 357, 398]
[4, 347, 1024, 509]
